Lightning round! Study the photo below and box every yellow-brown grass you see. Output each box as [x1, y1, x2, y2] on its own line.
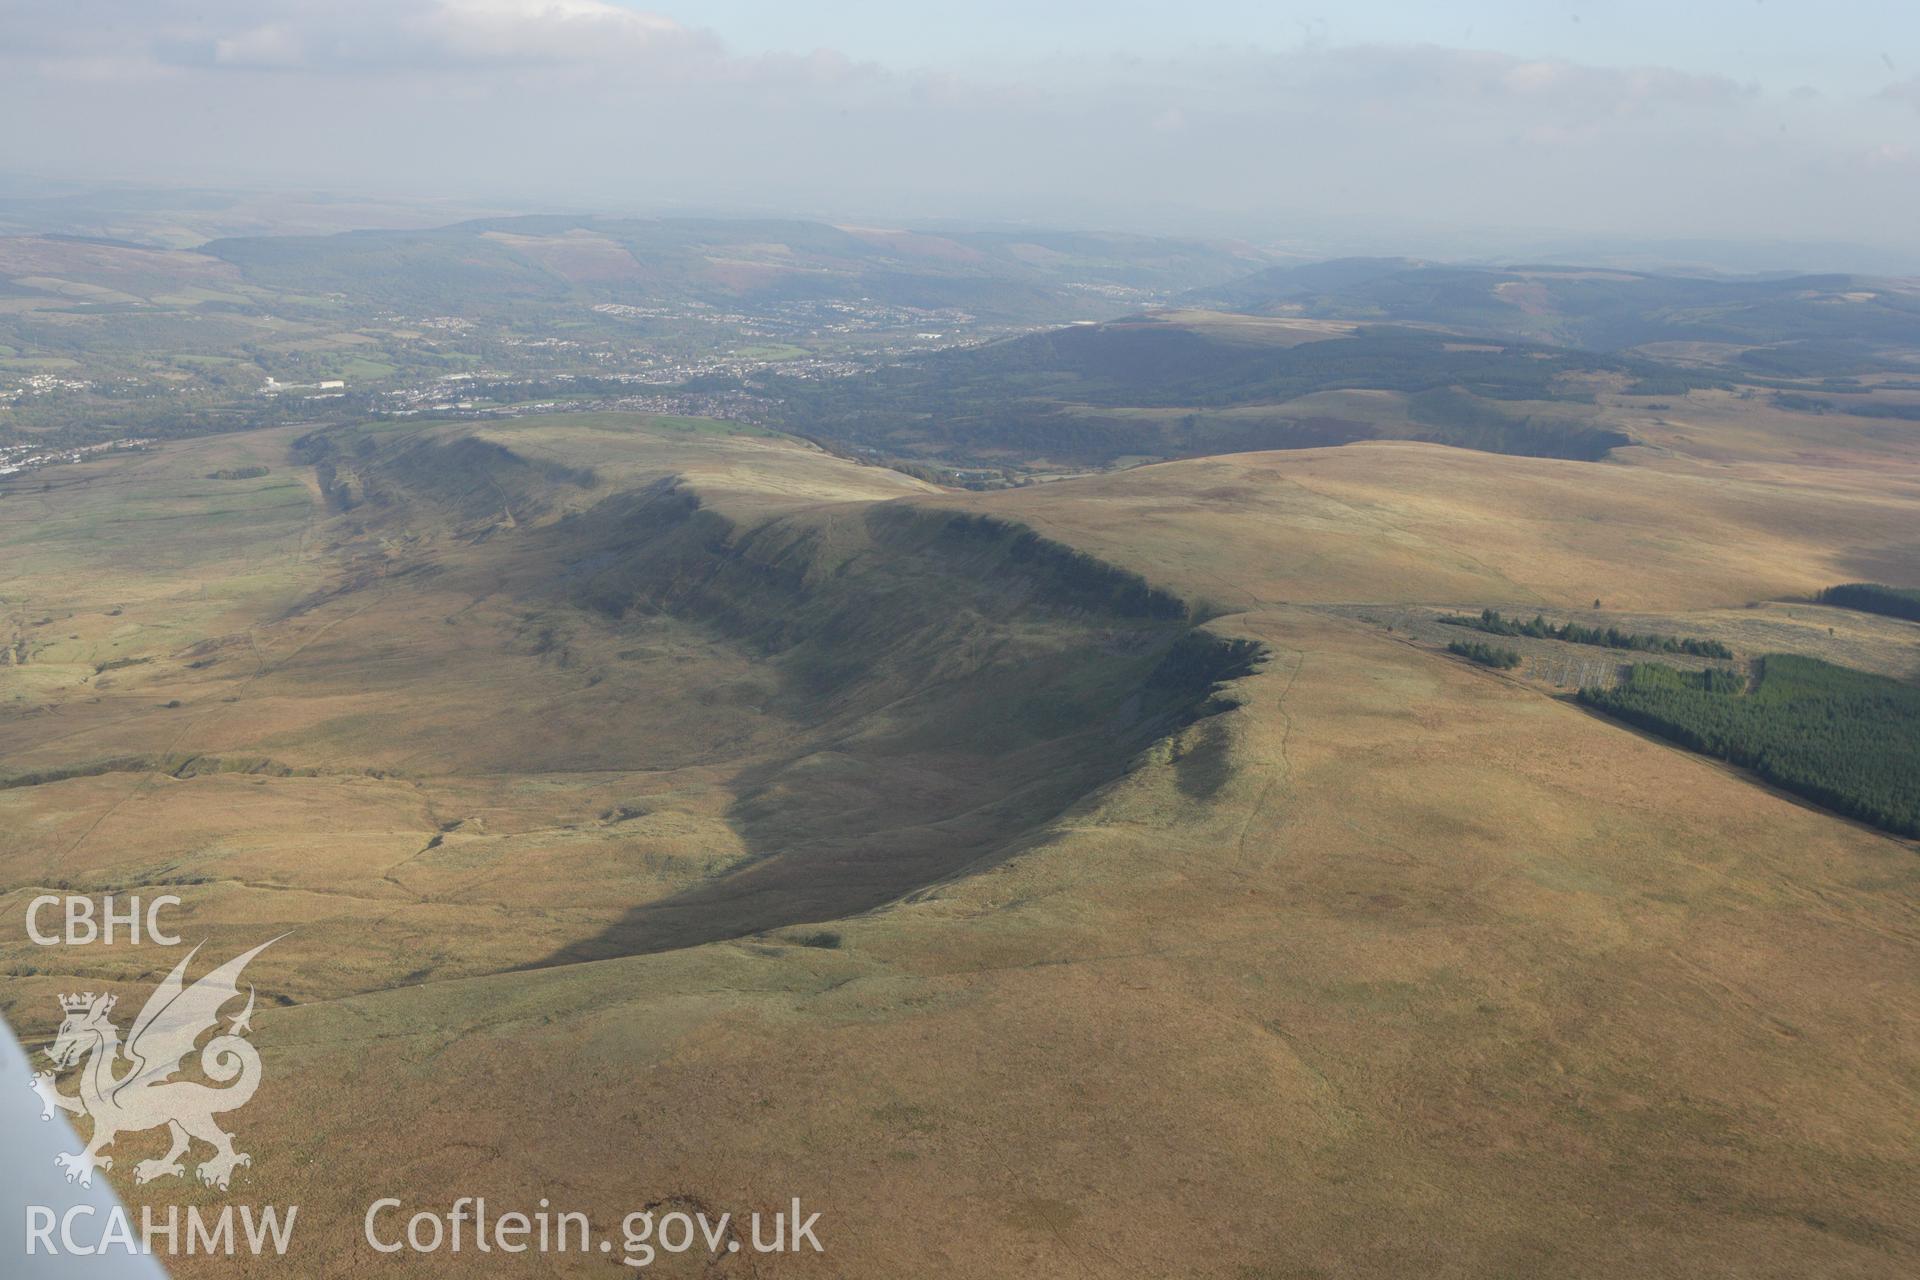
[2, 406, 1917, 1278]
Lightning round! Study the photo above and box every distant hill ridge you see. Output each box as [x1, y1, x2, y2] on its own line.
[1180, 257, 1920, 373]
[195, 214, 1275, 318]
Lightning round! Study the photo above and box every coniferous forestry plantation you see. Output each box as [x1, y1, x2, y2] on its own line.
[1443, 608, 1734, 657]
[1815, 583, 1920, 623]
[1447, 639, 1523, 669]
[1579, 656, 1920, 838]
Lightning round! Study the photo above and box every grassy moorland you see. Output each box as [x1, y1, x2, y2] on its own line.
[1, 399, 1918, 1277]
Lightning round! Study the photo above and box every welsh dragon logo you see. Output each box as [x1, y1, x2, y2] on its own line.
[29, 938, 279, 1191]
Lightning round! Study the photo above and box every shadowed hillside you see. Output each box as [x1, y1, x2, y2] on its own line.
[774, 312, 1650, 468]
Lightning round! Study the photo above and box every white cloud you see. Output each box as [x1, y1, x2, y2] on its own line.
[6, 0, 710, 75]
[368, 0, 700, 70]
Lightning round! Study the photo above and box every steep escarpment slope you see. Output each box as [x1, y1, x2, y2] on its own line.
[330, 424, 1264, 959]
[2, 416, 1263, 999]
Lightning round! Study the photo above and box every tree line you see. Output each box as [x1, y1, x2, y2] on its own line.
[1443, 609, 1732, 658]
[1816, 583, 1920, 623]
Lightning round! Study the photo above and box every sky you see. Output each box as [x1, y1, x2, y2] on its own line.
[4, 0, 1919, 257]
[686, 0, 1916, 95]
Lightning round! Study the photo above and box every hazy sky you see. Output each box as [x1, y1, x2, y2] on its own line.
[690, 0, 1917, 95]
[5, 1, 1919, 254]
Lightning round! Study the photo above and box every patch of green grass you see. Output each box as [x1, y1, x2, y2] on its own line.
[0, 357, 81, 370]
[642, 414, 781, 437]
[337, 357, 399, 381]
[519, 412, 784, 440]
[172, 353, 254, 368]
